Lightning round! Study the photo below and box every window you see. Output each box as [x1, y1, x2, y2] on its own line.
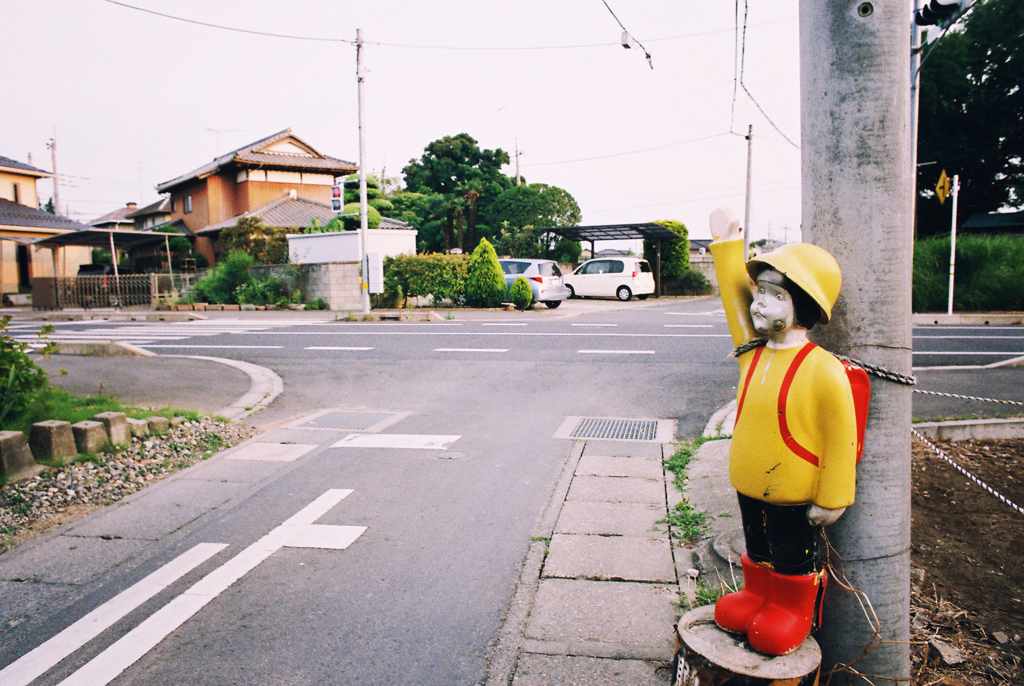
[12, 183, 19, 204]
[539, 262, 561, 277]
[608, 260, 624, 274]
[501, 261, 530, 275]
[184, 195, 193, 214]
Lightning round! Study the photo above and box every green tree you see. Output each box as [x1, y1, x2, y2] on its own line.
[464, 238, 506, 307]
[220, 217, 288, 265]
[643, 219, 690, 279]
[509, 276, 533, 310]
[916, 0, 1024, 237]
[402, 133, 514, 252]
[489, 183, 582, 259]
[191, 251, 254, 304]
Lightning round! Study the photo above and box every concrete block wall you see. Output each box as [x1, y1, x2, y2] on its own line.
[303, 262, 362, 311]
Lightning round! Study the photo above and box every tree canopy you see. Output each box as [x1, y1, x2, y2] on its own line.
[916, 0, 1024, 237]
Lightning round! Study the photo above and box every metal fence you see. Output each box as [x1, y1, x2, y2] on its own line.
[53, 275, 154, 309]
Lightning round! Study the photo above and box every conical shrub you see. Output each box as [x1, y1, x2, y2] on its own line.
[465, 238, 506, 308]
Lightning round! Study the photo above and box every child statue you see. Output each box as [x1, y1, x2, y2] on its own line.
[707, 207, 861, 656]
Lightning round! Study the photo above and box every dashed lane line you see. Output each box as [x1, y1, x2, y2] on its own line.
[305, 346, 375, 351]
[434, 347, 508, 353]
[578, 349, 656, 355]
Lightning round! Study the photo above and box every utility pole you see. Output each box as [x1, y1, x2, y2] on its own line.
[356, 28, 370, 314]
[743, 124, 753, 260]
[47, 129, 61, 217]
[910, 0, 923, 240]
[947, 174, 960, 315]
[800, 1, 912, 683]
[514, 139, 522, 186]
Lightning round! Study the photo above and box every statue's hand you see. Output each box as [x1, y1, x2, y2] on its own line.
[710, 207, 742, 242]
[807, 504, 846, 526]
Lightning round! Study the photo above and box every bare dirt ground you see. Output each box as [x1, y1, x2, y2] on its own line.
[910, 436, 1023, 685]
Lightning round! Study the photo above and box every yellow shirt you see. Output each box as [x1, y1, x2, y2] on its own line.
[711, 239, 858, 508]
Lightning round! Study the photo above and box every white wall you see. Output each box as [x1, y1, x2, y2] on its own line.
[287, 229, 417, 265]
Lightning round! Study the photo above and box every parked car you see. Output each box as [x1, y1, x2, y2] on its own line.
[497, 259, 570, 308]
[563, 257, 655, 301]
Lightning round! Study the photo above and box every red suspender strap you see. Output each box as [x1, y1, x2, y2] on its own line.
[735, 345, 765, 422]
[778, 342, 821, 467]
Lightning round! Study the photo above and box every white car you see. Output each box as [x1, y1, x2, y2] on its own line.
[563, 257, 656, 301]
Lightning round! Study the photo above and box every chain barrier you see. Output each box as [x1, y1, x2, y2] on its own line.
[912, 388, 1024, 407]
[912, 428, 1024, 517]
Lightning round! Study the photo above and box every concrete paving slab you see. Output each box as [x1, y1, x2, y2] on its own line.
[66, 502, 209, 540]
[0, 580, 74, 627]
[555, 501, 664, 538]
[126, 474, 250, 510]
[512, 654, 669, 686]
[0, 535, 149, 584]
[525, 578, 679, 659]
[583, 442, 665, 459]
[224, 442, 318, 462]
[566, 475, 665, 504]
[576, 455, 664, 479]
[543, 534, 676, 583]
[168, 456, 290, 483]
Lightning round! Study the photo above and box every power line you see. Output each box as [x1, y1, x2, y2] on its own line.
[601, 0, 653, 69]
[102, 0, 354, 43]
[523, 132, 731, 167]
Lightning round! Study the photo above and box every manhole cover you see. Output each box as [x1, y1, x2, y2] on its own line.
[297, 411, 398, 431]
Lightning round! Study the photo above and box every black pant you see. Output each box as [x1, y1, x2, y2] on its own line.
[737, 492, 819, 575]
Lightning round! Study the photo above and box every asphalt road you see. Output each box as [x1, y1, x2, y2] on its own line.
[5, 300, 1024, 684]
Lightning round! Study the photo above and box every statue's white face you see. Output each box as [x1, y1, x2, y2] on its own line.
[751, 271, 795, 336]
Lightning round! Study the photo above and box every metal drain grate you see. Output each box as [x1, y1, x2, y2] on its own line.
[298, 411, 397, 431]
[570, 417, 660, 441]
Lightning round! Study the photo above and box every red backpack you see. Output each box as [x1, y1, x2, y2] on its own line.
[841, 361, 871, 462]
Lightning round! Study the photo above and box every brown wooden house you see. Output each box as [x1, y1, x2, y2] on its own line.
[156, 129, 358, 264]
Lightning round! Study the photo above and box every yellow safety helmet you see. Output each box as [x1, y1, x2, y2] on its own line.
[747, 243, 842, 324]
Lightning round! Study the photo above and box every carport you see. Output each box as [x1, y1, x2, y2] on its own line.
[536, 223, 683, 297]
[32, 229, 169, 309]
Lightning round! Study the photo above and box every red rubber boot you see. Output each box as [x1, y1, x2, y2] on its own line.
[747, 569, 826, 656]
[714, 554, 772, 634]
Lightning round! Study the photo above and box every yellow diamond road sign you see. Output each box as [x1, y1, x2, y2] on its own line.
[936, 169, 951, 204]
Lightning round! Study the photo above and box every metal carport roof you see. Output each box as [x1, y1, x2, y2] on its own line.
[33, 229, 168, 250]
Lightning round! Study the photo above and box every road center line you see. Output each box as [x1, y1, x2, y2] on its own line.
[0, 543, 227, 686]
[434, 347, 508, 353]
[572, 323, 617, 327]
[57, 490, 363, 686]
[578, 349, 655, 355]
[305, 346, 375, 351]
[481, 322, 527, 326]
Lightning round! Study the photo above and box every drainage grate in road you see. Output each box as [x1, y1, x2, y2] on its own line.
[297, 411, 399, 431]
[569, 417, 660, 441]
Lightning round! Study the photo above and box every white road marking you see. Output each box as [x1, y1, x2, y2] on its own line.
[57, 490, 363, 686]
[665, 324, 714, 328]
[135, 345, 284, 349]
[225, 442, 318, 462]
[434, 347, 508, 353]
[332, 434, 461, 450]
[0, 543, 227, 686]
[664, 310, 725, 316]
[914, 351, 1024, 355]
[578, 349, 655, 355]
[304, 346, 374, 351]
[572, 323, 617, 327]
[482, 322, 527, 326]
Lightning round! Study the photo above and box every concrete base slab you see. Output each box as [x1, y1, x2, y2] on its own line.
[0, 535, 149, 584]
[512, 654, 669, 686]
[583, 441, 666, 459]
[913, 417, 1024, 441]
[525, 579, 679, 658]
[543, 534, 676, 583]
[577, 455, 664, 479]
[555, 501, 664, 538]
[567, 475, 665, 504]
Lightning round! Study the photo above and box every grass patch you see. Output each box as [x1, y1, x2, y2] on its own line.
[660, 437, 726, 543]
[684, 577, 737, 609]
[1, 387, 198, 435]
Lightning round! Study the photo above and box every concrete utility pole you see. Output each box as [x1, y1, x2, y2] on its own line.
[947, 174, 960, 315]
[743, 124, 753, 260]
[356, 28, 370, 314]
[800, 1, 913, 683]
[47, 129, 60, 216]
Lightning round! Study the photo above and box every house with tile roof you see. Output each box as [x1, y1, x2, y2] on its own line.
[155, 129, 360, 265]
[0, 155, 90, 297]
[89, 202, 138, 230]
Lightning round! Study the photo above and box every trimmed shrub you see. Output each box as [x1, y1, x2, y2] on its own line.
[191, 251, 254, 305]
[0, 316, 55, 427]
[465, 238, 506, 308]
[341, 203, 381, 231]
[510, 276, 533, 310]
[677, 268, 712, 295]
[235, 277, 287, 306]
[307, 298, 329, 310]
[384, 253, 469, 305]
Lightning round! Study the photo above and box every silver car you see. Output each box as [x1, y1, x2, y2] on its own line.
[498, 259, 570, 309]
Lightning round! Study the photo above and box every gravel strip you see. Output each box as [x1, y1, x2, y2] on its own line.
[0, 418, 255, 554]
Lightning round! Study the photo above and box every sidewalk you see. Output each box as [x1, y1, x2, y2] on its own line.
[489, 440, 692, 686]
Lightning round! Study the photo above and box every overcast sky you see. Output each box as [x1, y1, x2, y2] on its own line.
[2, 0, 803, 246]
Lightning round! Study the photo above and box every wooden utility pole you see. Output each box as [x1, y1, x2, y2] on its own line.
[800, 1, 913, 682]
